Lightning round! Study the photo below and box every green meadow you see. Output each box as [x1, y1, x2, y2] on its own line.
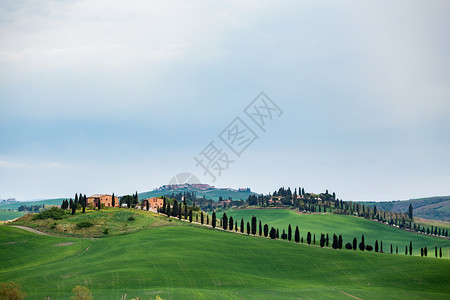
[1, 220, 450, 299]
[216, 209, 450, 256]
[0, 210, 27, 221]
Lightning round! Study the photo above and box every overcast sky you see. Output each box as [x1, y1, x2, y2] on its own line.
[1, 0, 449, 201]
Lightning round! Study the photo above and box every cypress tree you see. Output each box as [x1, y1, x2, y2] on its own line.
[247, 222, 250, 235]
[178, 204, 182, 220]
[207, 214, 209, 225]
[235, 221, 238, 232]
[212, 211, 216, 228]
[353, 237, 357, 251]
[222, 213, 228, 230]
[259, 220, 262, 236]
[146, 199, 149, 211]
[408, 203, 413, 219]
[409, 241, 412, 255]
[264, 224, 269, 237]
[75, 194, 79, 204]
[396, 246, 398, 254]
[229, 216, 234, 230]
[313, 234, 316, 245]
[326, 233, 329, 247]
[166, 203, 171, 217]
[375, 240, 379, 252]
[201, 212, 204, 225]
[390, 244, 393, 254]
[421, 248, 423, 257]
[276, 228, 279, 239]
[332, 234, 338, 249]
[270, 227, 276, 239]
[338, 235, 343, 249]
[112, 193, 115, 207]
[288, 224, 292, 241]
[251, 216, 257, 235]
[189, 209, 193, 223]
[320, 234, 325, 247]
[435, 246, 438, 258]
[240, 218, 244, 233]
[295, 226, 300, 243]
[424, 246, 427, 257]
[307, 232, 312, 245]
[380, 241, 383, 253]
[440, 247, 442, 258]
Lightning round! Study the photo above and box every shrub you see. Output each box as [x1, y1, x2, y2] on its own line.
[366, 245, 373, 251]
[71, 286, 92, 300]
[76, 221, 94, 228]
[33, 207, 66, 220]
[345, 242, 353, 249]
[0, 281, 27, 300]
[127, 216, 135, 221]
[103, 228, 109, 235]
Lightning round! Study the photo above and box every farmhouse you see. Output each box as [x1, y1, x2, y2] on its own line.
[142, 197, 164, 210]
[87, 194, 119, 208]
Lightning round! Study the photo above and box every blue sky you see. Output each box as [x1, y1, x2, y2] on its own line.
[1, 0, 449, 201]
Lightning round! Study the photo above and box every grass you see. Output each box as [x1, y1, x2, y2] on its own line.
[0, 198, 65, 210]
[216, 209, 450, 256]
[1, 223, 449, 299]
[0, 210, 27, 221]
[414, 217, 450, 230]
[11, 208, 179, 237]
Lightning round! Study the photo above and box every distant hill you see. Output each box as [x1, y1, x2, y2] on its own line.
[0, 198, 65, 210]
[364, 196, 450, 222]
[138, 184, 255, 201]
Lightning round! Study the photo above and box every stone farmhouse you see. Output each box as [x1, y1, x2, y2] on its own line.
[142, 197, 164, 210]
[87, 194, 119, 208]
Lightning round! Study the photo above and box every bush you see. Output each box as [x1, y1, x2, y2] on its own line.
[103, 228, 109, 235]
[366, 245, 373, 251]
[76, 221, 94, 228]
[33, 207, 66, 220]
[345, 242, 353, 249]
[127, 216, 135, 221]
[0, 281, 27, 300]
[71, 286, 92, 300]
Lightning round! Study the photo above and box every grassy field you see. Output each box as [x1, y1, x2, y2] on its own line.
[1, 220, 449, 299]
[12, 208, 182, 237]
[0, 210, 27, 221]
[0, 198, 65, 210]
[216, 209, 450, 256]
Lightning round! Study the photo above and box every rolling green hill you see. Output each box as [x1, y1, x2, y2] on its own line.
[138, 187, 255, 201]
[0, 211, 27, 221]
[363, 196, 450, 222]
[1, 218, 449, 299]
[216, 209, 450, 255]
[0, 198, 65, 211]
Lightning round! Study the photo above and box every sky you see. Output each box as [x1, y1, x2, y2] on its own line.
[1, 0, 449, 202]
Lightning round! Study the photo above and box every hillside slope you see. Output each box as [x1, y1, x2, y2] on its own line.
[217, 209, 450, 255]
[1, 223, 449, 299]
[364, 196, 450, 221]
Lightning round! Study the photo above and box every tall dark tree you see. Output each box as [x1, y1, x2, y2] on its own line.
[409, 241, 413, 256]
[212, 211, 216, 228]
[359, 235, 365, 251]
[172, 200, 178, 217]
[229, 216, 234, 231]
[184, 205, 188, 220]
[288, 224, 292, 241]
[259, 221, 262, 236]
[405, 246, 408, 255]
[240, 218, 244, 233]
[307, 232, 312, 245]
[178, 204, 182, 219]
[408, 204, 413, 219]
[112, 193, 115, 207]
[375, 240, 379, 252]
[201, 212, 204, 225]
[251, 216, 257, 235]
[247, 222, 250, 235]
[338, 235, 343, 249]
[222, 213, 228, 230]
[75, 193, 79, 204]
[264, 224, 269, 237]
[380, 241, 383, 253]
[166, 203, 171, 217]
[424, 246, 427, 257]
[440, 247, 442, 258]
[435, 246, 438, 258]
[332, 234, 338, 249]
[189, 209, 193, 223]
[320, 234, 325, 247]
[295, 226, 300, 243]
[353, 237, 357, 251]
[270, 227, 276, 239]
